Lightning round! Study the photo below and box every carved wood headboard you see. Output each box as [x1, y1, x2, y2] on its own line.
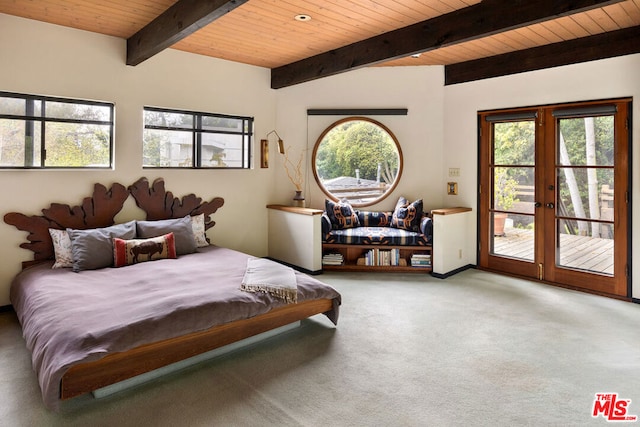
[4, 177, 224, 267]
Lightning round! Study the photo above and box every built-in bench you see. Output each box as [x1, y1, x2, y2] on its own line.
[321, 198, 433, 272]
[265, 203, 474, 277]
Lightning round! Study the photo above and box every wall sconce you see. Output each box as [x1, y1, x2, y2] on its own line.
[260, 139, 269, 168]
[266, 130, 285, 155]
[261, 130, 286, 168]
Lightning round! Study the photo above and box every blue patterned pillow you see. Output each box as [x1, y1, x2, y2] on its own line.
[358, 210, 392, 227]
[391, 197, 423, 232]
[325, 199, 360, 229]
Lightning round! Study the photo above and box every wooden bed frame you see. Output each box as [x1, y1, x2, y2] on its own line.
[62, 298, 332, 399]
[4, 177, 335, 401]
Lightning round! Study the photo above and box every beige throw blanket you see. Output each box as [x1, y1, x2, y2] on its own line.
[241, 258, 298, 303]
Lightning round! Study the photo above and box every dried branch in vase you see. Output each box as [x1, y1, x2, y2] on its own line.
[283, 146, 304, 191]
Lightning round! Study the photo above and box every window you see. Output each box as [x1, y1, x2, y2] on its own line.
[143, 107, 253, 168]
[312, 117, 403, 207]
[0, 91, 113, 168]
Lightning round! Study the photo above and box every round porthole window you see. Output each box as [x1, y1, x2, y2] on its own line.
[312, 117, 403, 207]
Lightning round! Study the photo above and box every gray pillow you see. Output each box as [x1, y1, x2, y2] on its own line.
[136, 216, 197, 255]
[67, 221, 137, 272]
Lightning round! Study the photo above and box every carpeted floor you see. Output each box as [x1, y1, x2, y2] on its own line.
[1, 269, 639, 426]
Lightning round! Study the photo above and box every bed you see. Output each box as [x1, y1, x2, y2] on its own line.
[4, 177, 341, 411]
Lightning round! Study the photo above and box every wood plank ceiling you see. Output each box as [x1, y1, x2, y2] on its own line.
[1, 0, 640, 87]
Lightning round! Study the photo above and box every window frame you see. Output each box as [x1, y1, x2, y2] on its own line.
[143, 106, 254, 169]
[0, 91, 114, 169]
[311, 116, 404, 207]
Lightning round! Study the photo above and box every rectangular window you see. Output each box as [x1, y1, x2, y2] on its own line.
[0, 91, 114, 168]
[143, 107, 253, 169]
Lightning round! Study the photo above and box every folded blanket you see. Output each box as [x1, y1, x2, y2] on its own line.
[241, 258, 298, 303]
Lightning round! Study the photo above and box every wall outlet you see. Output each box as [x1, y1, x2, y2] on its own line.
[449, 167, 460, 177]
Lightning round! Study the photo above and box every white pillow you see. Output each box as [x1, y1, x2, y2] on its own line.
[49, 228, 73, 269]
[191, 213, 209, 247]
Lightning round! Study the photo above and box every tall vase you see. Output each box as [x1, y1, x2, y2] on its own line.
[292, 190, 306, 208]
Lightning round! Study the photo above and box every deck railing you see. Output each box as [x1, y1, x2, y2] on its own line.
[507, 184, 614, 237]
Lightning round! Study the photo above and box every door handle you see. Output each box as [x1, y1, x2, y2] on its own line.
[534, 202, 542, 208]
[546, 203, 554, 209]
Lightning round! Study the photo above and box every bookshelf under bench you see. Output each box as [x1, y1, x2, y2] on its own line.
[322, 243, 432, 273]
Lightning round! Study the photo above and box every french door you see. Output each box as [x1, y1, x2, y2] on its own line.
[478, 99, 631, 297]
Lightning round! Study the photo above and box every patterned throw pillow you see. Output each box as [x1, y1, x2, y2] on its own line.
[325, 199, 360, 230]
[113, 232, 177, 268]
[191, 213, 209, 247]
[390, 197, 423, 232]
[49, 228, 73, 269]
[358, 211, 393, 227]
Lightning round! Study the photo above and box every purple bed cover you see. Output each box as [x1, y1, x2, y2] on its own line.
[10, 245, 341, 410]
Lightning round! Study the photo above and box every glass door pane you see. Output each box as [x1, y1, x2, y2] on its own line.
[555, 115, 615, 275]
[490, 121, 536, 261]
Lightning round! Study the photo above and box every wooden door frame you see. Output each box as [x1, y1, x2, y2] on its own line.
[477, 98, 632, 299]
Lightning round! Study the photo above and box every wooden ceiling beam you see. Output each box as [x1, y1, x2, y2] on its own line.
[444, 25, 640, 85]
[270, 0, 624, 89]
[126, 0, 248, 66]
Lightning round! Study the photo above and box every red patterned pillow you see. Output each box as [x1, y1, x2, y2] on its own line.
[113, 232, 177, 268]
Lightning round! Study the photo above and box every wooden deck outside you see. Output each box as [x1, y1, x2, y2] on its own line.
[493, 228, 614, 275]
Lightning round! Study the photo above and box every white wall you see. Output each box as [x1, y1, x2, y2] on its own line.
[0, 14, 278, 305]
[443, 54, 640, 299]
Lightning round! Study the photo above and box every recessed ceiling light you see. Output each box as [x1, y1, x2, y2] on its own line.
[294, 14, 312, 22]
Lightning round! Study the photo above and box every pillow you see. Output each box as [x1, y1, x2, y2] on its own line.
[113, 233, 177, 267]
[137, 216, 197, 255]
[325, 199, 360, 230]
[191, 213, 209, 247]
[49, 228, 73, 269]
[67, 221, 137, 272]
[390, 197, 423, 232]
[358, 210, 392, 227]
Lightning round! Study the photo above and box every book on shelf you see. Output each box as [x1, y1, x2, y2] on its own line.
[322, 253, 344, 265]
[410, 253, 431, 267]
[360, 248, 407, 266]
[410, 262, 432, 267]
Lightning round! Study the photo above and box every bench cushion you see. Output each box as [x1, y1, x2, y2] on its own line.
[324, 226, 430, 246]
